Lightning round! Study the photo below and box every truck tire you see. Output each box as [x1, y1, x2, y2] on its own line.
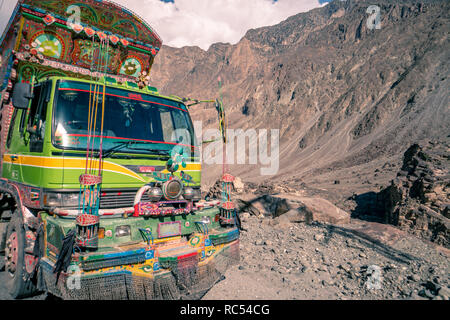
[4, 212, 38, 298]
[0, 221, 7, 253]
[0, 209, 11, 254]
[0, 221, 5, 271]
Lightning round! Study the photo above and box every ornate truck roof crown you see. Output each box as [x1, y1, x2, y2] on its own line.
[0, 0, 164, 85]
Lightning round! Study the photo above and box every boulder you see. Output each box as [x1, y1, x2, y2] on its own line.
[297, 197, 350, 225]
[233, 177, 245, 193]
[238, 193, 350, 225]
[205, 176, 246, 199]
[252, 200, 269, 217]
[235, 199, 260, 216]
[274, 209, 310, 225]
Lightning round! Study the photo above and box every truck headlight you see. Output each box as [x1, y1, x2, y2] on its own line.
[200, 216, 211, 224]
[183, 187, 195, 200]
[162, 180, 183, 200]
[115, 225, 131, 238]
[43, 192, 79, 208]
[44, 193, 60, 207]
[147, 187, 163, 202]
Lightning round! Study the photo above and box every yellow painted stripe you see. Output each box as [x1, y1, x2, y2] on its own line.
[14, 17, 25, 51]
[4, 154, 146, 182]
[3, 155, 201, 182]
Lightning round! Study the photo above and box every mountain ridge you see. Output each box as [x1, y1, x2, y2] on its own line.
[150, 0, 449, 196]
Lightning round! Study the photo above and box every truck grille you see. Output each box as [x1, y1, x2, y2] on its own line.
[99, 189, 147, 209]
[97, 188, 198, 210]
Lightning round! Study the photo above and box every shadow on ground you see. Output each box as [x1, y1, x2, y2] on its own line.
[319, 222, 420, 265]
[350, 192, 386, 223]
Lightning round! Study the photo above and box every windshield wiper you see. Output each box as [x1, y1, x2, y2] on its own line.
[102, 140, 170, 158]
[127, 141, 170, 155]
[102, 141, 136, 158]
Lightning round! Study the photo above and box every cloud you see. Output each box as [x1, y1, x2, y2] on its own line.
[0, 0, 19, 39]
[1, 0, 323, 50]
[115, 0, 322, 50]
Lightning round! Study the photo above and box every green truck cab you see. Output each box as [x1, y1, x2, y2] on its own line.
[0, 0, 239, 300]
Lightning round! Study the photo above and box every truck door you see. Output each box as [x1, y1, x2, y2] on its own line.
[19, 81, 50, 187]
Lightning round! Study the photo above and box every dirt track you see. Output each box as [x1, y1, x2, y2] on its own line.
[203, 216, 450, 300]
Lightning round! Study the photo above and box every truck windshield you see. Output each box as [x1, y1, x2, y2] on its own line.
[52, 80, 197, 157]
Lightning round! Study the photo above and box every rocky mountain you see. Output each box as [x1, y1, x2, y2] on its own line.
[1, 0, 448, 301]
[356, 141, 450, 247]
[150, 0, 449, 193]
[149, 0, 449, 250]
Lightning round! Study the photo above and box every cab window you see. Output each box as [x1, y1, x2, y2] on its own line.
[28, 82, 50, 152]
[27, 85, 42, 130]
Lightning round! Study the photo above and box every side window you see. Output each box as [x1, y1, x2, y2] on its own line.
[27, 85, 42, 129]
[172, 111, 188, 129]
[170, 111, 192, 146]
[29, 82, 50, 152]
[33, 83, 49, 136]
[18, 85, 41, 134]
[18, 109, 27, 134]
[160, 109, 175, 142]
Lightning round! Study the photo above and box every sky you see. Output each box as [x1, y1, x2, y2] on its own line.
[0, 0, 329, 50]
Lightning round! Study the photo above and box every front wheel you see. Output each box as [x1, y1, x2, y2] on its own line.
[4, 212, 38, 298]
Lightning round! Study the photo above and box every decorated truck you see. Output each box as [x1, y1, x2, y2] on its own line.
[0, 0, 239, 300]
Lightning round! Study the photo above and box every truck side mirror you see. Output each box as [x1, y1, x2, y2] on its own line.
[11, 82, 33, 110]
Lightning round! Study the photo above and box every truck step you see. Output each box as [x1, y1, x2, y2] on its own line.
[156, 241, 198, 268]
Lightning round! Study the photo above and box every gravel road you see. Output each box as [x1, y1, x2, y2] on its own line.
[203, 216, 450, 300]
[1, 216, 448, 300]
